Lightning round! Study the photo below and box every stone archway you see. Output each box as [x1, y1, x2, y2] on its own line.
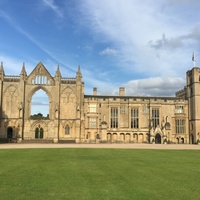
[155, 133, 161, 144]
[7, 127, 13, 138]
[31, 89, 49, 117]
[29, 86, 52, 118]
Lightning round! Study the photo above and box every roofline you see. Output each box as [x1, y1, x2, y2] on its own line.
[84, 95, 181, 100]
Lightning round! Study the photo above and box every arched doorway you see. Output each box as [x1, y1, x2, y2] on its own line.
[155, 133, 161, 144]
[7, 127, 13, 138]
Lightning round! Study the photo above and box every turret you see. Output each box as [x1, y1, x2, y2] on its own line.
[186, 67, 200, 143]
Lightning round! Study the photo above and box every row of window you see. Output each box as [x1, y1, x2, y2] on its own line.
[34, 118, 185, 137]
[89, 104, 185, 114]
[110, 108, 160, 129]
[88, 107, 185, 134]
[32, 75, 51, 85]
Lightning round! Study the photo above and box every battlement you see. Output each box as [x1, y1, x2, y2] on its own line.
[61, 77, 76, 84]
[4, 75, 20, 82]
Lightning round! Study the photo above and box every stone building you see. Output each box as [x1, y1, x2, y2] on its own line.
[0, 62, 198, 144]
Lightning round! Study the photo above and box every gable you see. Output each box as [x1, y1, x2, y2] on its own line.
[27, 62, 55, 85]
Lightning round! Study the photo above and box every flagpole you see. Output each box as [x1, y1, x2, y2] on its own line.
[192, 51, 196, 67]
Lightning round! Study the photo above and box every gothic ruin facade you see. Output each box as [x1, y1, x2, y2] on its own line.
[0, 62, 199, 144]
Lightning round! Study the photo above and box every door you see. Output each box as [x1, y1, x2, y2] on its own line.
[155, 133, 161, 144]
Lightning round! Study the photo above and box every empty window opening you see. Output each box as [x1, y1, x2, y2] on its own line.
[31, 89, 49, 118]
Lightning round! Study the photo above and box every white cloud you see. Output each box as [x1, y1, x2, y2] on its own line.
[78, 0, 200, 77]
[84, 74, 186, 97]
[99, 47, 118, 56]
[121, 77, 186, 97]
[42, 0, 63, 18]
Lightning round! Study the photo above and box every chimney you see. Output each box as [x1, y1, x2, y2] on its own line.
[119, 87, 125, 96]
[93, 87, 97, 95]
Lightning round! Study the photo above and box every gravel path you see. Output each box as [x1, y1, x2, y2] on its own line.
[0, 143, 200, 149]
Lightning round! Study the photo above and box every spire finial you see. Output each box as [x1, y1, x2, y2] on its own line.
[76, 65, 82, 81]
[55, 64, 61, 79]
[20, 62, 27, 77]
[78, 65, 81, 72]
[57, 64, 60, 71]
[77, 65, 81, 75]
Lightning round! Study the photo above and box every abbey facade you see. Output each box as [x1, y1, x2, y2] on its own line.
[0, 62, 199, 144]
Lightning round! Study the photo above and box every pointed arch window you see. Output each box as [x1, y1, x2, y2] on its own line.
[65, 125, 70, 135]
[35, 127, 39, 138]
[35, 127, 44, 139]
[40, 128, 44, 138]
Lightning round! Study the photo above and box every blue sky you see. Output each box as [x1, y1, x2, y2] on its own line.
[0, 0, 200, 114]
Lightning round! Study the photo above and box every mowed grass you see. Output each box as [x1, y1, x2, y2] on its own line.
[0, 149, 200, 200]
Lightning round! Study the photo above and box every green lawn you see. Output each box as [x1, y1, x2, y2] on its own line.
[0, 148, 200, 200]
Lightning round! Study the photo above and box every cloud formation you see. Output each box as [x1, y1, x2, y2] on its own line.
[123, 77, 186, 97]
[78, 0, 200, 76]
[149, 27, 200, 50]
[99, 47, 118, 56]
[42, 0, 63, 18]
